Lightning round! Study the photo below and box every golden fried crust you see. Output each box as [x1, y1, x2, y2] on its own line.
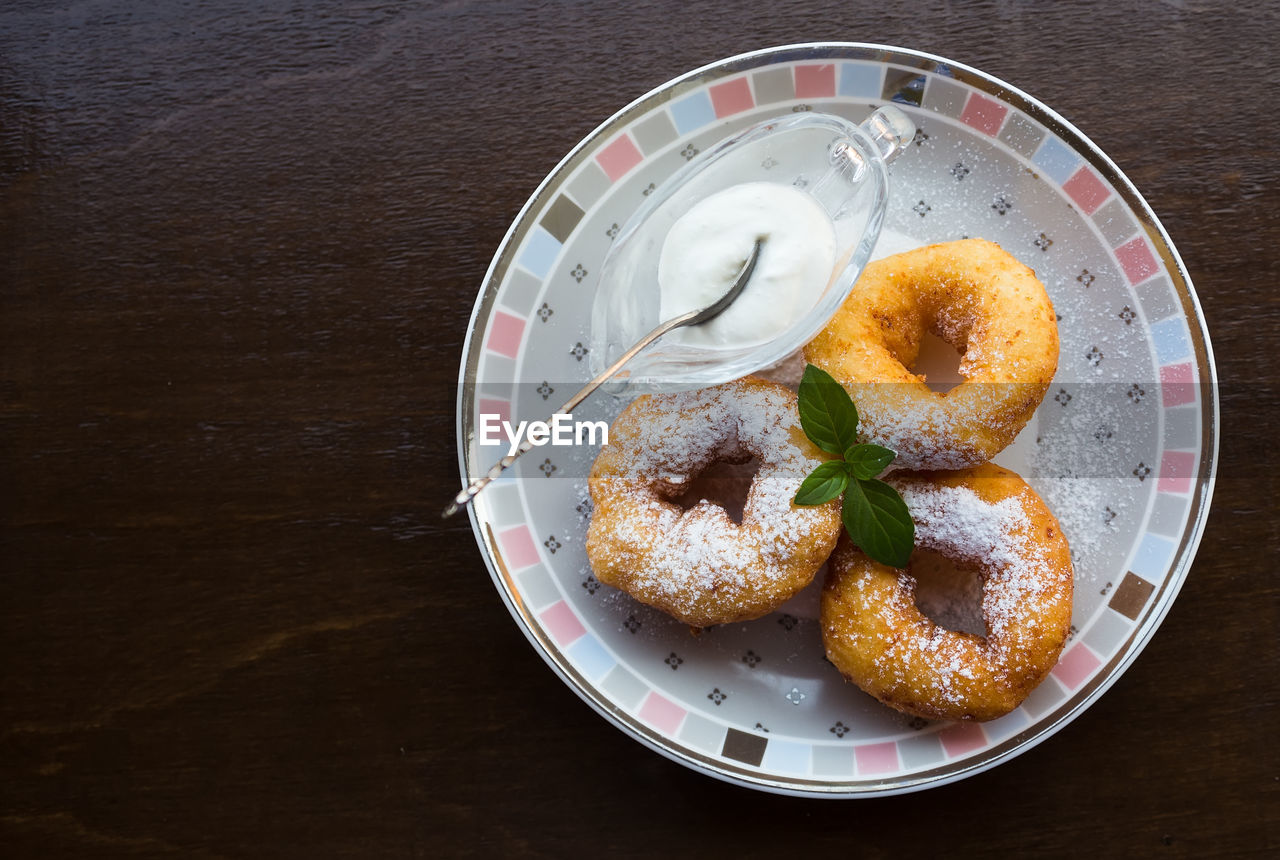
[586, 377, 841, 628]
[821, 463, 1073, 722]
[803, 239, 1059, 469]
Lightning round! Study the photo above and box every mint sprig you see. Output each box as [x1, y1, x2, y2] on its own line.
[793, 364, 915, 568]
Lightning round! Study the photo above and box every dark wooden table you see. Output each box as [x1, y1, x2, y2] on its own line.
[3, 1, 1276, 856]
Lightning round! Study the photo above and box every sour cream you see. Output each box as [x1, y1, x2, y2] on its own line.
[657, 181, 837, 349]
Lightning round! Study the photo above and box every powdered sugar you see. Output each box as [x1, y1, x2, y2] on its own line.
[911, 549, 984, 636]
[860, 394, 976, 470]
[830, 475, 1073, 717]
[858, 382, 1046, 471]
[589, 381, 835, 623]
[893, 480, 1060, 642]
[898, 483, 1026, 570]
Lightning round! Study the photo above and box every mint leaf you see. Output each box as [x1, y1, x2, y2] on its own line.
[793, 460, 849, 506]
[842, 478, 915, 568]
[792, 363, 915, 566]
[797, 364, 859, 456]
[844, 443, 896, 480]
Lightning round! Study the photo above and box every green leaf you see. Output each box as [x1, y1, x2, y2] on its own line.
[793, 460, 849, 506]
[842, 478, 915, 568]
[844, 443, 897, 480]
[797, 364, 859, 456]
[793, 364, 916, 563]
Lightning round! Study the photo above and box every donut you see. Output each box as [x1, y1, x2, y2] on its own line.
[821, 463, 1073, 722]
[587, 377, 841, 628]
[803, 239, 1058, 469]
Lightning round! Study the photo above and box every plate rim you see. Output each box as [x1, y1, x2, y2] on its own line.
[453, 41, 1220, 797]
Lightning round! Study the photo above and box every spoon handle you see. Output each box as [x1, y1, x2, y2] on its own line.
[444, 238, 762, 519]
[441, 310, 696, 518]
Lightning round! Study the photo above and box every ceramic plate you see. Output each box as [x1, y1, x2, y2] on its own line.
[455, 44, 1217, 796]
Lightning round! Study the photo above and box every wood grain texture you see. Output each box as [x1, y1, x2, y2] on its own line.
[1, 0, 1276, 856]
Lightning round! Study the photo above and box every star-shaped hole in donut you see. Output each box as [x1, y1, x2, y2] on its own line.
[911, 548, 987, 637]
[910, 330, 966, 394]
[666, 455, 761, 526]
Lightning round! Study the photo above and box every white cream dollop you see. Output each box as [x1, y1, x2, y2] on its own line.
[657, 181, 837, 349]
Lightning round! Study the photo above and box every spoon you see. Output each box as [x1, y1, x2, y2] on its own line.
[443, 237, 764, 518]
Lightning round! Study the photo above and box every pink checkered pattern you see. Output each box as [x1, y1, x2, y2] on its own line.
[1052, 643, 1102, 690]
[1116, 236, 1159, 285]
[595, 134, 643, 182]
[539, 600, 586, 647]
[486, 311, 525, 359]
[938, 722, 987, 758]
[959, 93, 1008, 136]
[854, 741, 899, 775]
[496, 524, 540, 571]
[1160, 361, 1196, 407]
[1158, 450, 1196, 495]
[1063, 166, 1111, 215]
[638, 691, 687, 735]
[794, 64, 836, 98]
[709, 77, 753, 117]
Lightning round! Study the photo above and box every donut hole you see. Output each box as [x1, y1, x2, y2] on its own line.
[911, 330, 965, 394]
[911, 549, 985, 636]
[668, 455, 759, 525]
